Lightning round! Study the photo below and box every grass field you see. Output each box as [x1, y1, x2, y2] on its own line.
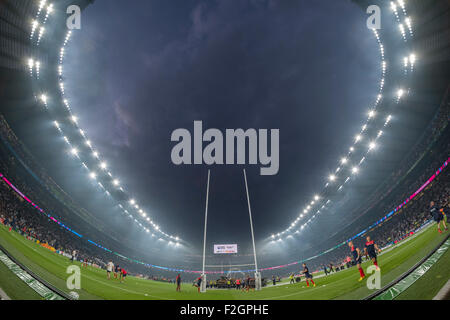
[0, 223, 449, 300]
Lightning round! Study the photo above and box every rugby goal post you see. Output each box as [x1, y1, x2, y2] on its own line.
[200, 169, 261, 292]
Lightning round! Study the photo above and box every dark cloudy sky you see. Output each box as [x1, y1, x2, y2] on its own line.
[64, 0, 379, 254]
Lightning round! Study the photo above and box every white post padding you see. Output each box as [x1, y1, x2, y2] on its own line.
[254, 272, 262, 291]
[200, 274, 207, 293]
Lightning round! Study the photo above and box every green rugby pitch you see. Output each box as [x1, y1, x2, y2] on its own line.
[0, 223, 448, 300]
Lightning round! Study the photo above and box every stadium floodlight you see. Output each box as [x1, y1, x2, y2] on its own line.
[100, 162, 107, 170]
[71, 148, 78, 156]
[329, 174, 336, 181]
[314, 195, 320, 201]
[113, 179, 120, 186]
[93, 151, 99, 158]
[155, 225, 160, 231]
[89, 172, 97, 180]
[71, 116, 78, 123]
[349, 147, 354, 152]
[355, 135, 362, 142]
[369, 141, 377, 151]
[31, 20, 38, 30]
[368, 110, 376, 119]
[378, 130, 383, 137]
[341, 158, 348, 164]
[397, 89, 404, 99]
[28, 58, 34, 69]
[40, 94, 47, 104]
[386, 115, 392, 125]
[352, 167, 359, 174]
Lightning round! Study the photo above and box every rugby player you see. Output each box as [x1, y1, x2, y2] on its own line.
[176, 273, 181, 292]
[348, 241, 365, 281]
[364, 236, 381, 270]
[301, 263, 315, 287]
[114, 265, 121, 279]
[106, 260, 114, 280]
[430, 201, 448, 233]
[195, 276, 202, 293]
[120, 268, 127, 283]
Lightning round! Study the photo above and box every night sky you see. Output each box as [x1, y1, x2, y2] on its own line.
[63, 0, 379, 255]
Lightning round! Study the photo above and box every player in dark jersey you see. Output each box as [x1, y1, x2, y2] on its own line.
[301, 263, 316, 287]
[175, 273, 181, 292]
[246, 275, 254, 292]
[430, 201, 447, 233]
[196, 276, 202, 293]
[364, 236, 381, 270]
[114, 265, 121, 279]
[348, 241, 365, 281]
